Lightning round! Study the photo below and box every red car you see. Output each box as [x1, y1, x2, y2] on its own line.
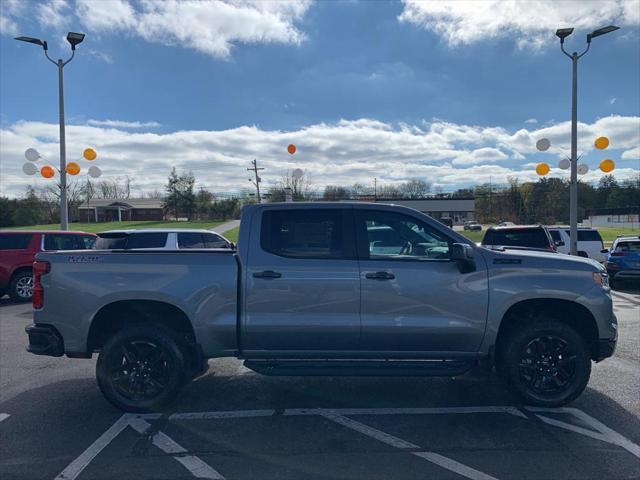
[0, 231, 96, 302]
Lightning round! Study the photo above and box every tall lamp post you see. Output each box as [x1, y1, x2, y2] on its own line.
[555, 25, 618, 255]
[15, 32, 86, 231]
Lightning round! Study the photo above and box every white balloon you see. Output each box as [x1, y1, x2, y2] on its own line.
[22, 162, 38, 175]
[88, 165, 102, 178]
[577, 164, 589, 175]
[558, 159, 570, 170]
[536, 138, 551, 152]
[25, 148, 40, 162]
[292, 168, 304, 180]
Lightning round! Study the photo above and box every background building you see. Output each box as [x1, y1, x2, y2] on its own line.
[586, 206, 639, 229]
[78, 198, 165, 222]
[355, 197, 475, 226]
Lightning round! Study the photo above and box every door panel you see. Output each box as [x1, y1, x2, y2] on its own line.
[243, 208, 360, 353]
[356, 209, 488, 353]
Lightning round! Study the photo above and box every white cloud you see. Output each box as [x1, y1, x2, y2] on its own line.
[525, 118, 538, 124]
[0, 15, 18, 35]
[399, 0, 640, 49]
[87, 119, 161, 129]
[621, 147, 640, 160]
[1, 116, 638, 198]
[74, 0, 311, 58]
[37, 0, 71, 29]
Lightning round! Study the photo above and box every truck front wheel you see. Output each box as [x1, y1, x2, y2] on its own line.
[502, 320, 591, 407]
[96, 325, 188, 412]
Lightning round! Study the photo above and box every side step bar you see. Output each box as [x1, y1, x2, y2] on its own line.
[243, 358, 474, 377]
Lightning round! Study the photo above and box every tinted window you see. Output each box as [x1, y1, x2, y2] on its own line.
[549, 230, 562, 242]
[178, 232, 205, 249]
[44, 234, 82, 251]
[126, 233, 168, 249]
[203, 233, 229, 248]
[261, 209, 347, 259]
[0, 234, 33, 250]
[358, 210, 450, 260]
[80, 236, 95, 249]
[94, 236, 128, 249]
[614, 241, 640, 253]
[566, 230, 603, 242]
[482, 228, 551, 249]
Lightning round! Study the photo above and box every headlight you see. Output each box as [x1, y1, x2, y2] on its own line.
[593, 271, 610, 290]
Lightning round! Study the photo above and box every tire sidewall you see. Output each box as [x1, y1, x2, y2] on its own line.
[96, 325, 187, 413]
[504, 320, 591, 407]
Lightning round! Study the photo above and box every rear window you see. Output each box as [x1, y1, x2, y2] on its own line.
[44, 234, 85, 251]
[0, 234, 33, 250]
[261, 209, 346, 259]
[482, 228, 551, 249]
[566, 230, 603, 242]
[549, 230, 562, 242]
[125, 233, 168, 249]
[614, 241, 640, 253]
[177, 232, 229, 249]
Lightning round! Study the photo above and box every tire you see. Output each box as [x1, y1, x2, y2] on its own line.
[96, 325, 189, 413]
[502, 319, 591, 407]
[9, 270, 33, 303]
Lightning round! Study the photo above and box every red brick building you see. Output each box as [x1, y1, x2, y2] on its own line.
[78, 198, 165, 222]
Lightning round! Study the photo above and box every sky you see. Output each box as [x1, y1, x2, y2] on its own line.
[0, 0, 639, 198]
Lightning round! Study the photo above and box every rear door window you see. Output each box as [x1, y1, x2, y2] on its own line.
[0, 234, 33, 250]
[44, 234, 81, 251]
[178, 232, 206, 249]
[126, 233, 168, 249]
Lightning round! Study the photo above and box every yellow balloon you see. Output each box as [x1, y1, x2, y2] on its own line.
[66, 162, 81, 175]
[83, 148, 97, 160]
[535, 162, 550, 176]
[599, 159, 615, 173]
[594, 136, 609, 150]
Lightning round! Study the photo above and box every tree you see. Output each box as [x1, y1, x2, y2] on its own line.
[12, 187, 46, 226]
[398, 179, 431, 198]
[323, 185, 351, 200]
[164, 168, 196, 220]
[268, 169, 313, 202]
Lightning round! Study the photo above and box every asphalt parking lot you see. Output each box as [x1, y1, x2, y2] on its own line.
[1, 289, 639, 480]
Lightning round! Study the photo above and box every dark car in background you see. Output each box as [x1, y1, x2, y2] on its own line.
[0, 231, 96, 302]
[481, 225, 556, 252]
[604, 236, 640, 285]
[463, 221, 482, 231]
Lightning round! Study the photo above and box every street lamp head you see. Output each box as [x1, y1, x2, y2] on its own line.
[66, 32, 85, 50]
[15, 36, 48, 50]
[587, 25, 619, 43]
[555, 28, 574, 42]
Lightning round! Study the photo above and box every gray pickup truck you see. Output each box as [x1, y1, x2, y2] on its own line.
[26, 202, 617, 412]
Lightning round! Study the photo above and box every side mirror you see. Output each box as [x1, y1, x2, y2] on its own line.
[555, 240, 565, 247]
[451, 243, 476, 273]
[600, 248, 609, 254]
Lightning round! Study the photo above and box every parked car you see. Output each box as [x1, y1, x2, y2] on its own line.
[603, 236, 640, 284]
[27, 203, 616, 412]
[94, 229, 232, 250]
[498, 221, 516, 227]
[463, 221, 482, 231]
[0, 231, 96, 302]
[547, 227, 606, 262]
[481, 225, 556, 252]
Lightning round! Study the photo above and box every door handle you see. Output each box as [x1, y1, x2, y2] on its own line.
[365, 271, 395, 280]
[253, 270, 282, 279]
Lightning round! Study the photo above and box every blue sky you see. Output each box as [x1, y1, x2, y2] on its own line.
[1, 0, 639, 197]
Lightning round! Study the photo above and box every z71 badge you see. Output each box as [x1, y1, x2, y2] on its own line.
[67, 255, 103, 263]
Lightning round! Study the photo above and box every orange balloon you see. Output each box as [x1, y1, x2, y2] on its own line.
[66, 162, 81, 175]
[83, 148, 97, 160]
[535, 162, 550, 176]
[594, 137, 609, 150]
[40, 165, 55, 178]
[599, 159, 615, 173]
[287, 144, 296, 154]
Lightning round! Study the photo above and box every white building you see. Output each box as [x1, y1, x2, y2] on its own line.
[586, 207, 639, 229]
[366, 197, 476, 226]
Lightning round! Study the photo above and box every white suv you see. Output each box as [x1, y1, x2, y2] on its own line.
[547, 227, 605, 262]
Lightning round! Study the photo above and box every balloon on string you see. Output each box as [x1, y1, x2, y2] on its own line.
[88, 165, 102, 178]
[599, 159, 615, 173]
[535, 163, 550, 176]
[558, 159, 570, 170]
[594, 137, 609, 150]
[535, 138, 551, 151]
[40, 166, 55, 178]
[292, 168, 304, 180]
[83, 148, 97, 160]
[287, 144, 296, 154]
[577, 164, 589, 175]
[25, 148, 40, 162]
[66, 162, 81, 175]
[22, 162, 38, 175]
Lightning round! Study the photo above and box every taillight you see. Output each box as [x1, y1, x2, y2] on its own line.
[32, 260, 50, 309]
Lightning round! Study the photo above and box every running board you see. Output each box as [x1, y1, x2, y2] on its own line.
[243, 358, 474, 376]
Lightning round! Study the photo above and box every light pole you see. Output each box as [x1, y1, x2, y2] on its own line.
[15, 32, 85, 230]
[555, 25, 618, 255]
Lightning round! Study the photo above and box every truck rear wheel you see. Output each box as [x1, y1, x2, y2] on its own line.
[96, 325, 188, 412]
[502, 319, 591, 407]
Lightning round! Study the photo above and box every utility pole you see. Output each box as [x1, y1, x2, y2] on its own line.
[374, 177, 377, 201]
[247, 159, 264, 203]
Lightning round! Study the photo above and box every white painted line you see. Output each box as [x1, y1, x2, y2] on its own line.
[413, 452, 499, 480]
[527, 407, 640, 460]
[612, 291, 640, 305]
[292, 406, 526, 419]
[535, 415, 611, 444]
[0, 413, 9, 423]
[170, 409, 275, 420]
[320, 413, 420, 449]
[128, 417, 225, 480]
[55, 415, 130, 480]
[322, 414, 500, 480]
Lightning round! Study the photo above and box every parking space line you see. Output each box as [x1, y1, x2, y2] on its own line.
[170, 409, 275, 420]
[527, 407, 640, 459]
[0, 413, 9, 423]
[321, 413, 499, 480]
[413, 452, 499, 480]
[55, 415, 130, 480]
[286, 406, 526, 418]
[535, 415, 611, 443]
[612, 291, 640, 305]
[129, 417, 224, 479]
